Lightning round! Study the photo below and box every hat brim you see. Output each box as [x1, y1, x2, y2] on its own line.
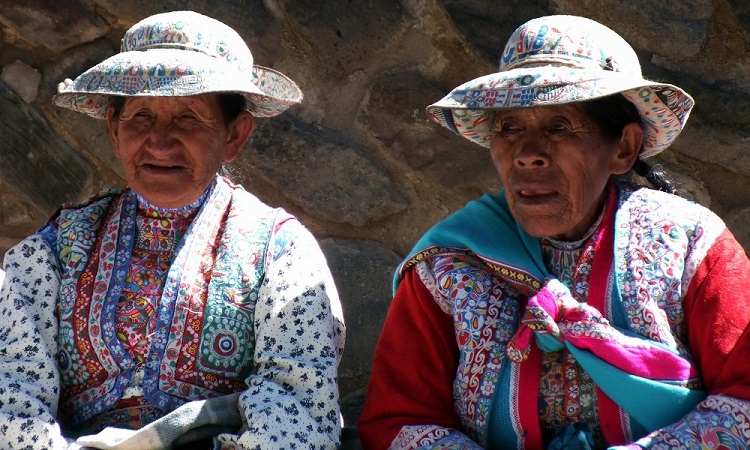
[52, 48, 303, 119]
[426, 67, 694, 158]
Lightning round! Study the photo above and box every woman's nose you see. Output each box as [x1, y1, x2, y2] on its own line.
[514, 138, 550, 168]
[147, 118, 176, 149]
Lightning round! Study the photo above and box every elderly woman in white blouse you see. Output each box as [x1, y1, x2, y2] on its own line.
[0, 10, 344, 450]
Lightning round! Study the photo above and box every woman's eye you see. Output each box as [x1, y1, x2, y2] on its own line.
[547, 122, 568, 133]
[131, 111, 155, 123]
[123, 110, 153, 122]
[493, 122, 519, 134]
[176, 113, 200, 123]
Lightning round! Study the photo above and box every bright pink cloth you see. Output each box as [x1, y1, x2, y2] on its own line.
[507, 279, 701, 381]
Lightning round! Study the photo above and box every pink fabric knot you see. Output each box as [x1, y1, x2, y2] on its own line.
[507, 279, 565, 362]
[506, 279, 611, 363]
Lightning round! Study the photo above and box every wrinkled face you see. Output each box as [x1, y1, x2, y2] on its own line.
[489, 104, 640, 240]
[107, 94, 254, 208]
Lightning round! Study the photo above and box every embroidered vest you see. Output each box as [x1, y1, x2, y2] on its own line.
[39, 178, 279, 428]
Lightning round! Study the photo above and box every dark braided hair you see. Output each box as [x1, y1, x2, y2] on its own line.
[632, 159, 674, 194]
[580, 94, 674, 194]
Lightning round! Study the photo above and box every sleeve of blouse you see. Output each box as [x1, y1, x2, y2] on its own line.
[358, 264, 481, 450]
[214, 216, 346, 450]
[616, 228, 750, 449]
[0, 236, 77, 449]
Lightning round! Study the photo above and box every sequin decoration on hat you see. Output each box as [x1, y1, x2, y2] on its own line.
[426, 15, 694, 158]
[53, 10, 303, 119]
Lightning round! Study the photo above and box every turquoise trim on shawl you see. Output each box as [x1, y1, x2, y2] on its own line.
[487, 360, 518, 448]
[395, 190, 546, 294]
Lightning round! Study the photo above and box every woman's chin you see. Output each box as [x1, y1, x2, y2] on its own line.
[510, 203, 567, 236]
[129, 175, 210, 209]
[513, 210, 578, 240]
[133, 187, 199, 209]
[520, 223, 569, 239]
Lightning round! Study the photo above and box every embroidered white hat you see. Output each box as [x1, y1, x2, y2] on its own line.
[53, 10, 302, 119]
[427, 15, 694, 158]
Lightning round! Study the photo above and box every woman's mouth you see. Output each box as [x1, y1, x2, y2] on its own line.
[141, 163, 184, 174]
[518, 188, 556, 197]
[515, 187, 559, 205]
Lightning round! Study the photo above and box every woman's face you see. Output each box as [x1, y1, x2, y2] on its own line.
[107, 94, 254, 208]
[489, 104, 641, 240]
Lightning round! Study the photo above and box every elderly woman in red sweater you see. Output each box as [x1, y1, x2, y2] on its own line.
[360, 14, 750, 450]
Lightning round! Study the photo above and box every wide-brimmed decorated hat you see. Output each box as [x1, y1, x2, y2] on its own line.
[427, 15, 694, 158]
[53, 10, 302, 119]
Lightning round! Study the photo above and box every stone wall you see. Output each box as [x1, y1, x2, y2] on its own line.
[1, 0, 749, 429]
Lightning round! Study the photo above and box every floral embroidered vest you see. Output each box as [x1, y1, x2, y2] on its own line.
[39, 178, 280, 428]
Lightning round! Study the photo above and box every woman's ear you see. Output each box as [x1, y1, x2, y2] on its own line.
[106, 107, 122, 159]
[610, 122, 643, 175]
[224, 111, 255, 163]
